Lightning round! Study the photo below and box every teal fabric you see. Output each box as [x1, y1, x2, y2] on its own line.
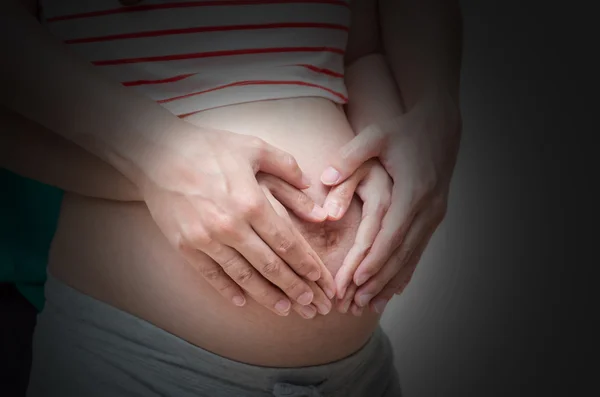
[0, 168, 63, 311]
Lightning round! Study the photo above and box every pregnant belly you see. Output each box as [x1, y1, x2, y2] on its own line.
[48, 97, 380, 367]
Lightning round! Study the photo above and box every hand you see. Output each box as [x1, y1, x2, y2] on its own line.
[137, 124, 336, 317]
[258, 173, 334, 319]
[320, 92, 461, 314]
[316, 159, 393, 314]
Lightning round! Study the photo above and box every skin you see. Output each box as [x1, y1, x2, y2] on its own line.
[1, 0, 462, 367]
[47, 97, 381, 366]
[1, 0, 336, 316]
[322, 0, 464, 315]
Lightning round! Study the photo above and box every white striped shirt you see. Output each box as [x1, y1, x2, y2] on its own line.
[39, 0, 351, 117]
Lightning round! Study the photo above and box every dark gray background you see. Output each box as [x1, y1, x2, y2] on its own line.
[381, 1, 588, 396]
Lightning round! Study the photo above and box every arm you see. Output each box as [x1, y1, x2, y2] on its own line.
[380, 0, 463, 110]
[0, 0, 336, 315]
[1, 0, 182, 184]
[319, 0, 405, 314]
[323, 0, 464, 314]
[0, 106, 141, 201]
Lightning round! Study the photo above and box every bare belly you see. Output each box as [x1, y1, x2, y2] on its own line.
[48, 97, 380, 367]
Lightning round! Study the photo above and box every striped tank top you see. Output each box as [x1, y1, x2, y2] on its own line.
[39, 0, 351, 118]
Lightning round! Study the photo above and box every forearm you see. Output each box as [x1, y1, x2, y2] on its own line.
[344, 54, 405, 135]
[1, 107, 142, 201]
[379, 0, 463, 110]
[0, 0, 188, 185]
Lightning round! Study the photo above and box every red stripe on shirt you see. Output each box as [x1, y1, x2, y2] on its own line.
[294, 64, 344, 78]
[121, 73, 197, 87]
[47, 0, 350, 22]
[158, 80, 348, 104]
[65, 23, 349, 44]
[92, 47, 345, 66]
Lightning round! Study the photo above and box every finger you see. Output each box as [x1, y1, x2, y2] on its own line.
[246, 194, 337, 296]
[292, 302, 318, 319]
[199, 242, 293, 316]
[354, 207, 435, 308]
[334, 193, 385, 299]
[369, 271, 403, 314]
[179, 244, 247, 307]
[311, 249, 336, 303]
[252, 138, 311, 189]
[336, 282, 358, 314]
[368, 236, 425, 315]
[334, 166, 392, 298]
[257, 172, 327, 222]
[229, 222, 320, 306]
[320, 125, 386, 186]
[306, 280, 332, 315]
[262, 185, 335, 304]
[352, 185, 420, 287]
[350, 302, 364, 317]
[322, 161, 372, 221]
[393, 226, 436, 295]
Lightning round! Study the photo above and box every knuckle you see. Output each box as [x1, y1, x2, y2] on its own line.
[186, 228, 211, 247]
[237, 195, 263, 216]
[276, 236, 296, 255]
[214, 214, 238, 235]
[261, 258, 281, 277]
[234, 268, 254, 284]
[248, 136, 266, 151]
[221, 254, 241, 270]
[284, 279, 304, 295]
[200, 267, 223, 282]
[376, 197, 392, 216]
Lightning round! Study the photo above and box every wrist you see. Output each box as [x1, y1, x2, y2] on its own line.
[103, 114, 191, 189]
[125, 118, 214, 197]
[413, 84, 461, 126]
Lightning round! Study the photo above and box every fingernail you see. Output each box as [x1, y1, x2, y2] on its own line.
[341, 298, 352, 313]
[352, 305, 364, 317]
[326, 201, 342, 219]
[302, 174, 312, 187]
[373, 298, 388, 314]
[324, 288, 335, 300]
[315, 300, 331, 315]
[232, 296, 246, 307]
[307, 270, 320, 281]
[275, 299, 291, 315]
[355, 273, 370, 287]
[321, 167, 340, 185]
[310, 205, 328, 220]
[297, 291, 314, 306]
[357, 293, 374, 307]
[300, 305, 317, 319]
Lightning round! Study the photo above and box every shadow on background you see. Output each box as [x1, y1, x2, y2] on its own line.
[381, 0, 587, 396]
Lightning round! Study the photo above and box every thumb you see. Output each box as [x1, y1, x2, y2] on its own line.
[320, 124, 386, 186]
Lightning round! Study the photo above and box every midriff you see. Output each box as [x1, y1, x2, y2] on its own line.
[48, 97, 380, 367]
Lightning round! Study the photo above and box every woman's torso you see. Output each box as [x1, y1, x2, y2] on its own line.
[41, 0, 380, 367]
